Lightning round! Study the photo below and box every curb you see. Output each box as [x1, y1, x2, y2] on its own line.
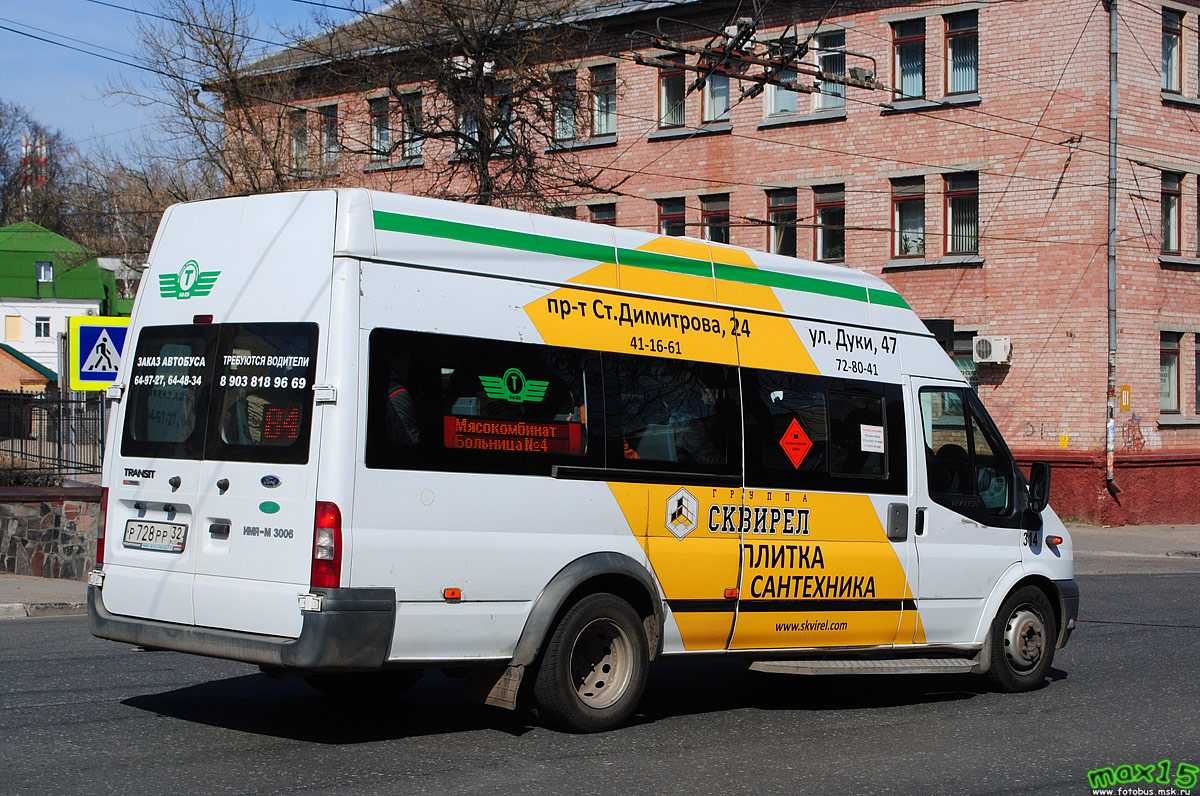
[0, 602, 87, 619]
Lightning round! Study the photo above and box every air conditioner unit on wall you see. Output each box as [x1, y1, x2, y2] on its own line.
[973, 335, 1012, 364]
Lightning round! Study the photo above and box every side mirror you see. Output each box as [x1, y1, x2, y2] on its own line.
[1028, 461, 1051, 513]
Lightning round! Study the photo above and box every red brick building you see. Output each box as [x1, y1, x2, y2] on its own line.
[259, 0, 1200, 523]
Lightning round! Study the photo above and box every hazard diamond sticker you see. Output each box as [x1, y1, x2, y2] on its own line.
[779, 417, 813, 469]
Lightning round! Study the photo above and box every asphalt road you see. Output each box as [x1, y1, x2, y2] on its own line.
[3, 568, 1198, 796]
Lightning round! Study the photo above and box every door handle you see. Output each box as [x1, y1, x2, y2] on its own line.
[209, 522, 230, 538]
[216, 478, 229, 494]
[886, 503, 908, 542]
[915, 506, 927, 536]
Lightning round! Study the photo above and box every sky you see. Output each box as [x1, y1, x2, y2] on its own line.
[0, 0, 356, 155]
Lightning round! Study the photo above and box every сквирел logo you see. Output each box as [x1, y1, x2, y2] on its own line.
[666, 489, 699, 540]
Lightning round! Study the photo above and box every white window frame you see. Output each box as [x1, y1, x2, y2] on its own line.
[766, 70, 799, 115]
[369, 97, 390, 161]
[401, 93, 423, 159]
[702, 73, 730, 122]
[319, 105, 339, 168]
[591, 64, 618, 137]
[814, 31, 847, 111]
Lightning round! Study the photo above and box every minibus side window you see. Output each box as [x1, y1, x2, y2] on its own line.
[742, 369, 906, 495]
[602, 354, 741, 475]
[920, 387, 1016, 520]
[121, 325, 216, 460]
[829, 391, 887, 478]
[365, 329, 603, 475]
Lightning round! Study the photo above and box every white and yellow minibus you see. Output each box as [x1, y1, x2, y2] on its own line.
[89, 189, 1078, 732]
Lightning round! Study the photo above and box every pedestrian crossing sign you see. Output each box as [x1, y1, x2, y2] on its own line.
[69, 316, 130, 392]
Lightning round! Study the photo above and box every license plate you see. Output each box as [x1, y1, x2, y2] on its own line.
[123, 520, 188, 553]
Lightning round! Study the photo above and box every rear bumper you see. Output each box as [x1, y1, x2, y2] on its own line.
[88, 583, 396, 671]
[1056, 578, 1079, 648]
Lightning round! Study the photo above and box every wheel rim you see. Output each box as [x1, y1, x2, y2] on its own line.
[569, 617, 634, 709]
[1003, 605, 1046, 673]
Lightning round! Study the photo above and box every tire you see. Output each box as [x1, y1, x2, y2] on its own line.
[533, 593, 649, 733]
[304, 669, 423, 700]
[987, 585, 1057, 692]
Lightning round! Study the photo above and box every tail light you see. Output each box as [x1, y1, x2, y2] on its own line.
[311, 501, 342, 588]
[96, 487, 109, 566]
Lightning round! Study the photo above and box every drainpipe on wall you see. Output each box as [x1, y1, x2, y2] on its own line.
[1105, 0, 1122, 497]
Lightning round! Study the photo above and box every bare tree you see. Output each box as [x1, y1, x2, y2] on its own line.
[0, 100, 75, 230]
[66, 140, 219, 271]
[258, 0, 618, 209]
[105, 0, 329, 196]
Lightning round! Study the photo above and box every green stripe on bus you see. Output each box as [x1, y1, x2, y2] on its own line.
[711, 262, 867, 302]
[374, 211, 615, 263]
[374, 210, 909, 309]
[868, 287, 911, 309]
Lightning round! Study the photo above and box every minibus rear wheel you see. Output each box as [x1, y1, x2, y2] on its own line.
[987, 585, 1056, 692]
[533, 592, 649, 733]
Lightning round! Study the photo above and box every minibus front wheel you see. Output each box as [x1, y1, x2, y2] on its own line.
[987, 585, 1057, 692]
[533, 592, 649, 732]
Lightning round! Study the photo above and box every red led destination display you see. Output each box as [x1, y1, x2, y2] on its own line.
[443, 416, 583, 454]
[263, 405, 303, 442]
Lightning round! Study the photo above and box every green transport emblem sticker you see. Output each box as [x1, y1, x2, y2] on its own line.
[479, 368, 549, 403]
[160, 260, 220, 300]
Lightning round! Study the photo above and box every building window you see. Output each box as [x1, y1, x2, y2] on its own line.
[1162, 331, 1181, 412]
[554, 72, 578, 141]
[319, 105, 339, 168]
[590, 203, 616, 225]
[951, 331, 979, 388]
[702, 73, 730, 122]
[458, 111, 479, 153]
[369, 98, 390, 161]
[767, 189, 797, 257]
[893, 19, 925, 99]
[289, 110, 307, 173]
[701, 194, 730, 243]
[946, 11, 979, 95]
[892, 177, 925, 257]
[591, 64, 617, 136]
[767, 69, 799, 115]
[659, 57, 686, 128]
[549, 206, 577, 220]
[1162, 172, 1182, 253]
[1163, 10, 1183, 93]
[494, 91, 515, 150]
[815, 31, 846, 110]
[4, 316, 19, 342]
[35, 261, 53, 282]
[814, 184, 845, 262]
[35, 317, 50, 338]
[946, 172, 980, 254]
[400, 93, 423, 159]
[659, 198, 686, 236]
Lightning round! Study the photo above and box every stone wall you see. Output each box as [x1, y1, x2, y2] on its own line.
[0, 487, 100, 581]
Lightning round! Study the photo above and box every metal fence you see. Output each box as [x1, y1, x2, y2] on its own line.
[0, 391, 106, 481]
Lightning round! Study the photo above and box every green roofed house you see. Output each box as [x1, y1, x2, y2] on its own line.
[0, 221, 125, 385]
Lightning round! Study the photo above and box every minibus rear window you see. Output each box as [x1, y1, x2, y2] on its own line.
[208, 323, 318, 463]
[121, 326, 215, 460]
[121, 322, 318, 463]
